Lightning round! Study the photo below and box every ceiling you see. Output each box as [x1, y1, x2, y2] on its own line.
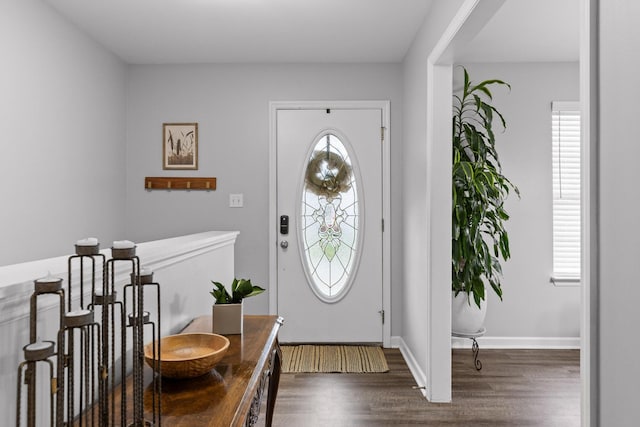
[457, 0, 580, 63]
[41, 0, 579, 65]
[42, 0, 434, 64]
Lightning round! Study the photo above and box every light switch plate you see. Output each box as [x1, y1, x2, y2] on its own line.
[229, 193, 244, 208]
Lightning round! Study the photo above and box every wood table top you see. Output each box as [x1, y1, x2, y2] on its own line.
[146, 315, 282, 427]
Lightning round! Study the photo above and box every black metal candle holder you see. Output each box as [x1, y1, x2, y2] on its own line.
[15, 240, 162, 426]
[15, 275, 64, 427]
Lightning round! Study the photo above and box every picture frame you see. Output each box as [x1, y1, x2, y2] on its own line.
[163, 123, 198, 170]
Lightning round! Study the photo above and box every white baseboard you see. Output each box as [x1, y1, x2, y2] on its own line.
[451, 336, 580, 349]
[390, 336, 427, 399]
[389, 335, 578, 404]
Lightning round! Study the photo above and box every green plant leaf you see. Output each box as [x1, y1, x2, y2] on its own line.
[210, 281, 231, 304]
[451, 66, 517, 306]
[212, 278, 265, 304]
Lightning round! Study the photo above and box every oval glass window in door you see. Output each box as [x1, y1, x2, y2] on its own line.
[300, 133, 362, 302]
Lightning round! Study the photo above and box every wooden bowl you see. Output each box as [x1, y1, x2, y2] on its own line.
[144, 333, 230, 379]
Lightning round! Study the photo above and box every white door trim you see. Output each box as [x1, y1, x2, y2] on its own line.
[269, 100, 391, 347]
[580, 1, 597, 425]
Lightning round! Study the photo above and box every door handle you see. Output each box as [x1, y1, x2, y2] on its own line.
[280, 240, 289, 249]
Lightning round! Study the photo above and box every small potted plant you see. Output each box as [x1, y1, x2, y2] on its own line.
[210, 278, 265, 334]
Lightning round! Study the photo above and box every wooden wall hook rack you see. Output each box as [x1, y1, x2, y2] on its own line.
[144, 177, 217, 191]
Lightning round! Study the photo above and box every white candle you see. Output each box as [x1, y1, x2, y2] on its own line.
[26, 341, 51, 351]
[76, 237, 98, 246]
[113, 240, 135, 249]
[94, 287, 104, 296]
[67, 309, 91, 317]
[36, 272, 62, 283]
[140, 267, 152, 276]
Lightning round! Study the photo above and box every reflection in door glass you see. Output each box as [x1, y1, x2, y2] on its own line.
[301, 133, 360, 301]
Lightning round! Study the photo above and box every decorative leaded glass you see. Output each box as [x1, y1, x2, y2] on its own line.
[300, 133, 360, 301]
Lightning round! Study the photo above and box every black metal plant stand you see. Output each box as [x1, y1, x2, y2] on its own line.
[452, 327, 485, 371]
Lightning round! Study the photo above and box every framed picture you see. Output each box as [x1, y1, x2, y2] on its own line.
[163, 123, 198, 170]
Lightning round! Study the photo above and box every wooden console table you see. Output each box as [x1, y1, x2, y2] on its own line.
[150, 315, 284, 426]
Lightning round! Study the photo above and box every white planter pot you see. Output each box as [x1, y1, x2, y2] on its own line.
[451, 291, 487, 335]
[212, 302, 243, 335]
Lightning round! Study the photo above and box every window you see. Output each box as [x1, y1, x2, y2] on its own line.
[300, 133, 362, 302]
[551, 101, 581, 282]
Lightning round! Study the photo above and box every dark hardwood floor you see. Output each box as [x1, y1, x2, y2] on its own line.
[262, 348, 580, 426]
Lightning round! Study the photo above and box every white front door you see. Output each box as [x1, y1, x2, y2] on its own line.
[276, 108, 383, 343]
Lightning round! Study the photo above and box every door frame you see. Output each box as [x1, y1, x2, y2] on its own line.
[269, 100, 392, 347]
[426, 0, 595, 421]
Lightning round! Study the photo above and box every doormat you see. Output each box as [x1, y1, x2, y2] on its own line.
[281, 345, 389, 373]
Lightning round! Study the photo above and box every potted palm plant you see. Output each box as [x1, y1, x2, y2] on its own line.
[452, 67, 519, 334]
[210, 278, 265, 334]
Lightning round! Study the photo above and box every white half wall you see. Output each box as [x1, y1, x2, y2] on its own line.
[0, 230, 237, 424]
[0, 0, 128, 266]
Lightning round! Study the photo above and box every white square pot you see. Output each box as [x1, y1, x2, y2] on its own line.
[212, 302, 243, 335]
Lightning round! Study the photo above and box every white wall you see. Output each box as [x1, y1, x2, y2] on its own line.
[598, 1, 640, 425]
[401, 0, 465, 395]
[124, 63, 404, 328]
[459, 62, 581, 340]
[0, 0, 128, 266]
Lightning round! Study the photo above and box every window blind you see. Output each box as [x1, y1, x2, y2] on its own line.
[552, 101, 581, 279]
